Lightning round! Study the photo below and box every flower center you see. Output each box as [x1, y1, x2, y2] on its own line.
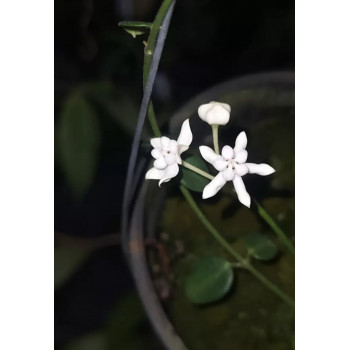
[162, 148, 174, 157]
[160, 146, 177, 165]
[226, 159, 236, 168]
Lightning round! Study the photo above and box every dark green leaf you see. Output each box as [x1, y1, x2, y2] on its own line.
[58, 93, 100, 198]
[181, 155, 211, 192]
[244, 233, 278, 261]
[63, 332, 107, 350]
[54, 245, 92, 289]
[185, 256, 234, 304]
[106, 293, 150, 349]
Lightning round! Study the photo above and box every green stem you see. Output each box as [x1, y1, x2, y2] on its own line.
[255, 201, 295, 255]
[142, 0, 174, 138]
[182, 160, 214, 180]
[148, 102, 161, 137]
[180, 185, 294, 307]
[181, 162, 295, 254]
[212, 124, 220, 154]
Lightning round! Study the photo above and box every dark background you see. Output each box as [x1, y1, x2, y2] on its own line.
[54, 0, 294, 349]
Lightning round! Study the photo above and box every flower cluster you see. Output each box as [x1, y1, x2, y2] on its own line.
[145, 101, 275, 208]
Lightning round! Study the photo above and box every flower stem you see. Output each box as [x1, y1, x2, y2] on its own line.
[142, 0, 174, 138]
[180, 185, 294, 307]
[148, 102, 161, 137]
[212, 124, 220, 154]
[182, 160, 214, 180]
[181, 162, 295, 254]
[255, 201, 295, 255]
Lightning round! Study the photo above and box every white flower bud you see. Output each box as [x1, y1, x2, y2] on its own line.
[198, 101, 231, 125]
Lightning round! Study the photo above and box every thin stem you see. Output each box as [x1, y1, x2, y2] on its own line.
[255, 201, 295, 255]
[148, 102, 161, 137]
[212, 124, 220, 154]
[143, 0, 173, 84]
[142, 0, 174, 138]
[55, 231, 120, 249]
[182, 160, 214, 180]
[180, 185, 294, 307]
[121, 0, 175, 238]
[180, 185, 242, 262]
[181, 162, 295, 255]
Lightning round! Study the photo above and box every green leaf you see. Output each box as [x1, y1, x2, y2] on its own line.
[54, 245, 92, 290]
[118, 21, 153, 38]
[181, 155, 211, 192]
[57, 93, 100, 199]
[244, 233, 278, 261]
[185, 256, 234, 304]
[106, 293, 147, 348]
[63, 332, 107, 350]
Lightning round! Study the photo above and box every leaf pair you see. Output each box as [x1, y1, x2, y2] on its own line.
[185, 233, 277, 304]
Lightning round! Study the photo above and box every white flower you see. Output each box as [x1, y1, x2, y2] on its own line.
[198, 101, 231, 125]
[145, 119, 193, 186]
[199, 131, 275, 208]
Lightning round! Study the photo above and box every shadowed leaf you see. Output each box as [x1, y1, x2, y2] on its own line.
[181, 155, 210, 192]
[244, 233, 278, 261]
[185, 256, 234, 304]
[58, 93, 100, 199]
[54, 245, 92, 289]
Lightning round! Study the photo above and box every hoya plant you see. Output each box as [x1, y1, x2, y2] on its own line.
[120, 0, 294, 341]
[142, 100, 293, 306]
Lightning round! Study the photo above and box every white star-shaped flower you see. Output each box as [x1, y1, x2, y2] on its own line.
[145, 119, 193, 186]
[199, 131, 275, 207]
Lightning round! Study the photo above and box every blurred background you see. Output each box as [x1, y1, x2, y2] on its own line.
[54, 0, 294, 349]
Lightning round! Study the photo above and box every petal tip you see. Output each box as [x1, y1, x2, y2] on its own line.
[202, 190, 211, 200]
[240, 196, 251, 208]
[263, 164, 276, 176]
[177, 118, 193, 150]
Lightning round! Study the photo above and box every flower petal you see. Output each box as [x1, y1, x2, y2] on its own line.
[235, 150, 248, 164]
[202, 172, 226, 199]
[178, 144, 189, 156]
[198, 103, 211, 120]
[154, 157, 167, 170]
[151, 149, 162, 159]
[213, 157, 227, 171]
[177, 119, 193, 155]
[159, 163, 179, 186]
[234, 163, 249, 176]
[246, 163, 275, 176]
[176, 154, 182, 164]
[169, 140, 178, 152]
[198, 102, 231, 125]
[161, 136, 170, 148]
[150, 138, 162, 149]
[222, 145, 234, 160]
[223, 167, 234, 181]
[164, 153, 176, 165]
[199, 146, 221, 165]
[233, 176, 251, 208]
[145, 167, 165, 180]
[233, 132, 247, 154]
